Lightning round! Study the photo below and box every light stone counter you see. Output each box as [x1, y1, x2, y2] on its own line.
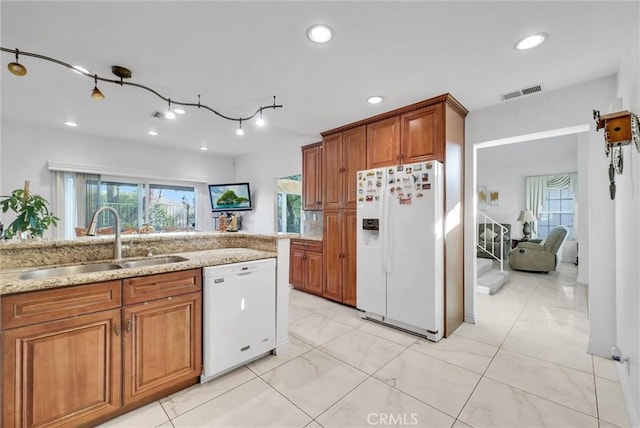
[0, 248, 276, 295]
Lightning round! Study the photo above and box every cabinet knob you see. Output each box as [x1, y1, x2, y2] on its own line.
[113, 323, 121, 336]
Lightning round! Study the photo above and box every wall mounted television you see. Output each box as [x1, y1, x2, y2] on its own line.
[208, 182, 253, 212]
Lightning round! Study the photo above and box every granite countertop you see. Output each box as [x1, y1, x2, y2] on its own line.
[295, 236, 323, 242]
[0, 248, 276, 295]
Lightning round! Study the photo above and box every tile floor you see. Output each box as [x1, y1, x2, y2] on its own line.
[99, 263, 630, 427]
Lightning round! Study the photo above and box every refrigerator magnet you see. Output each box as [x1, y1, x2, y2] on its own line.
[415, 184, 421, 190]
[390, 188, 395, 194]
[422, 173, 429, 182]
[399, 198, 411, 205]
[358, 196, 364, 201]
[412, 174, 418, 183]
[426, 162, 433, 169]
[397, 165, 404, 171]
[376, 180, 382, 187]
[359, 188, 364, 194]
[367, 171, 375, 176]
[414, 164, 423, 171]
[406, 167, 412, 174]
[388, 178, 394, 184]
[388, 168, 394, 175]
[417, 193, 424, 198]
[358, 172, 363, 180]
[422, 183, 431, 190]
[366, 195, 374, 202]
[375, 196, 380, 200]
[376, 171, 383, 177]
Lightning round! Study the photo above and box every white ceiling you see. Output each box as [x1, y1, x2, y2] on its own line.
[478, 134, 577, 168]
[1, 1, 637, 157]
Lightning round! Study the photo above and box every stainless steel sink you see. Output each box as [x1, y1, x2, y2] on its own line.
[18, 263, 123, 280]
[118, 256, 189, 269]
[18, 256, 189, 280]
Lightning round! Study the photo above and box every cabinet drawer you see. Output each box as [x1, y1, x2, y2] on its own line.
[124, 269, 202, 305]
[1, 280, 122, 329]
[291, 239, 323, 253]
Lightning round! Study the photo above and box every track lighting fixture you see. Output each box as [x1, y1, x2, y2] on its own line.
[7, 48, 27, 76]
[1, 47, 283, 134]
[165, 99, 176, 120]
[255, 108, 265, 127]
[91, 74, 105, 100]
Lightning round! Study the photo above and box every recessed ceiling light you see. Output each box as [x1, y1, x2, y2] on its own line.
[515, 33, 547, 50]
[307, 24, 334, 43]
[165, 110, 176, 120]
[200, 145, 209, 151]
[367, 95, 384, 104]
[148, 130, 158, 136]
[174, 108, 186, 115]
[63, 121, 78, 127]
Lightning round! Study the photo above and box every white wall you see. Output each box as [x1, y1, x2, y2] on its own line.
[1, 120, 236, 235]
[466, 74, 617, 358]
[613, 19, 640, 425]
[234, 145, 303, 234]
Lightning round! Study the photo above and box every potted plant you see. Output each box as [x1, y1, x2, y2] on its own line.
[1, 181, 59, 239]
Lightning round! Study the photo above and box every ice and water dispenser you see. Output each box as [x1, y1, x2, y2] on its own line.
[361, 218, 380, 247]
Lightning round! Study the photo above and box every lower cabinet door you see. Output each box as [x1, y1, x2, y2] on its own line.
[123, 292, 202, 405]
[2, 308, 122, 428]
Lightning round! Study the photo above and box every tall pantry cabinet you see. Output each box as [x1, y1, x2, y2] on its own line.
[320, 93, 467, 337]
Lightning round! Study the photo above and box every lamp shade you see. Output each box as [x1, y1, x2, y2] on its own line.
[517, 210, 537, 222]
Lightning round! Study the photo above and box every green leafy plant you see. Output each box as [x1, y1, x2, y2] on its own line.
[1, 188, 59, 239]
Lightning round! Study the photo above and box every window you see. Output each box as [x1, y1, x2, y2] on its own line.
[276, 175, 301, 234]
[59, 172, 196, 239]
[538, 187, 574, 240]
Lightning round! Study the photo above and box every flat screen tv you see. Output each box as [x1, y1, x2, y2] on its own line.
[208, 182, 253, 212]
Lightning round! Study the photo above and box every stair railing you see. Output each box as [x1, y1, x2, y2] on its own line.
[477, 212, 508, 271]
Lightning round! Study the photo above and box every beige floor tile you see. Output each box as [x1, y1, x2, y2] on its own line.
[485, 349, 597, 417]
[290, 290, 341, 312]
[289, 313, 353, 347]
[316, 377, 454, 428]
[171, 377, 312, 427]
[410, 334, 498, 374]
[515, 304, 589, 336]
[593, 356, 620, 382]
[357, 320, 419, 346]
[458, 377, 598, 428]
[96, 401, 170, 428]
[160, 366, 256, 419]
[596, 376, 631, 427]
[452, 317, 513, 347]
[320, 328, 405, 374]
[305, 422, 323, 428]
[502, 326, 592, 373]
[289, 304, 315, 322]
[452, 420, 472, 428]
[246, 336, 313, 375]
[261, 348, 368, 418]
[318, 304, 367, 328]
[374, 348, 480, 417]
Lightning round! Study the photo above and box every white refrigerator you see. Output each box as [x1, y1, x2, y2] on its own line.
[356, 161, 444, 342]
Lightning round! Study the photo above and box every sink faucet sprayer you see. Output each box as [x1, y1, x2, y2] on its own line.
[86, 206, 123, 262]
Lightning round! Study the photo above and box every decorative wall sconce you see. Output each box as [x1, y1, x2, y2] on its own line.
[1, 47, 283, 135]
[593, 109, 640, 200]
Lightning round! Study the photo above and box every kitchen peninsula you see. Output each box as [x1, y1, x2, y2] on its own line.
[0, 232, 291, 427]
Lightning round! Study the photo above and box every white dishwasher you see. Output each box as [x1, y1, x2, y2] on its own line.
[201, 258, 276, 382]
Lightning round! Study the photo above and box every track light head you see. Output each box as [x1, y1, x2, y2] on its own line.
[7, 48, 27, 76]
[91, 75, 105, 100]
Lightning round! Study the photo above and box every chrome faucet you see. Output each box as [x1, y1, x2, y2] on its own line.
[86, 206, 123, 261]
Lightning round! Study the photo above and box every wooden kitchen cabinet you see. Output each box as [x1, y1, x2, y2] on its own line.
[1, 281, 123, 428]
[289, 239, 323, 296]
[1, 269, 202, 427]
[322, 126, 367, 210]
[302, 142, 322, 210]
[123, 269, 202, 406]
[367, 103, 444, 168]
[366, 116, 400, 168]
[322, 210, 357, 306]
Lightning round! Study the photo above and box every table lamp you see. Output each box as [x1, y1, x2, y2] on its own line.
[517, 210, 537, 241]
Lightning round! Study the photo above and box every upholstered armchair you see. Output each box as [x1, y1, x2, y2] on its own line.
[509, 226, 569, 273]
[477, 223, 511, 260]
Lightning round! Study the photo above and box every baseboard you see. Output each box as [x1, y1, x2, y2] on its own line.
[275, 337, 290, 355]
[616, 363, 639, 428]
[587, 340, 614, 358]
[464, 311, 476, 324]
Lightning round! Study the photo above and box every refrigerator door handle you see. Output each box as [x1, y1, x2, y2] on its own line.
[382, 186, 391, 273]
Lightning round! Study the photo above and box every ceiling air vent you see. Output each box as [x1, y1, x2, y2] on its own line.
[152, 111, 168, 120]
[501, 83, 544, 101]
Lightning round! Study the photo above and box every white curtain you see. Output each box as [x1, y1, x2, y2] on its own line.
[526, 172, 577, 237]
